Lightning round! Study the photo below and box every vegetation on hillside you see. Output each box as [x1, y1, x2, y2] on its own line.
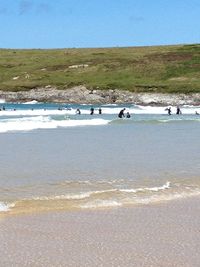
[0, 44, 200, 93]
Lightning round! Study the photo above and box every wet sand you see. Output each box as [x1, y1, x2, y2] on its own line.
[1, 197, 200, 267]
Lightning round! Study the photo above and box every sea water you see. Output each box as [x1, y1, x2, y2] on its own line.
[0, 101, 200, 214]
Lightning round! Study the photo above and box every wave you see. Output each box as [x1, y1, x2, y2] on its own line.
[0, 109, 74, 117]
[132, 189, 200, 205]
[32, 191, 94, 201]
[0, 99, 6, 104]
[1, 181, 200, 213]
[31, 189, 118, 201]
[28, 183, 170, 202]
[110, 117, 200, 125]
[0, 117, 110, 133]
[119, 181, 171, 193]
[135, 105, 200, 115]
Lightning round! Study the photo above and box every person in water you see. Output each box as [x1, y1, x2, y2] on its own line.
[98, 108, 102, 114]
[195, 111, 199, 115]
[176, 106, 182, 115]
[126, 112, 131, 118]
[76, 108, 81, 115]
[165, 107, 172, 115]
[118, 108, 126, 118]
[90, 107, 94, 115]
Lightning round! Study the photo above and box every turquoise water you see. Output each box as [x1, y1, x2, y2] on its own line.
[0, 102, 200, 213]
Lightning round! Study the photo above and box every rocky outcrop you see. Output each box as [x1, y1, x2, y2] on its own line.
[0, 86, 200, 105]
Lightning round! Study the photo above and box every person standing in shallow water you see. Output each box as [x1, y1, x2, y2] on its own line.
[90, 107, 94, 115]
[176, 106, 182, 115]
[76, 108, 81, 115]
[98, 108, 102, 114]
[165, 107, 172, 115]
[118, 108, 126, 118]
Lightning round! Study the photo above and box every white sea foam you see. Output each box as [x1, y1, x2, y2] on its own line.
[0, 117, 110, 133]
[135, 105, 200, 115]
[0, 109, 73, 117]
[22, 100, 38, 104]
[133, 189, 200, 205]
[0, 202, 15, 212]
[32, 189, 118, 201]
[0, 99, 6, 104]
[80, 200, 122, 209]
[119, 181, 171, 193]
[33, 192, 93, 201]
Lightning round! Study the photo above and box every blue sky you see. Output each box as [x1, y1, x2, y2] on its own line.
[0, 0, 199, 48]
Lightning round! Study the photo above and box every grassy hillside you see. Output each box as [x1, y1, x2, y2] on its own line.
[0, 44, 200, 93]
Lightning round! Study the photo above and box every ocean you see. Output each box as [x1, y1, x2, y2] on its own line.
[0, 101, 200, 214]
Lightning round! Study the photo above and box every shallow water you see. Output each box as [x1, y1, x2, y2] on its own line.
[0, 102, 200, 213]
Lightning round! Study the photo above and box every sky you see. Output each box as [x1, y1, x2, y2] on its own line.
[0, 0, 200, 49]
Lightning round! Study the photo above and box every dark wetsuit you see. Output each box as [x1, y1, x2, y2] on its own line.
[90, 108, 94, 115]
[118, 109, 125, 118]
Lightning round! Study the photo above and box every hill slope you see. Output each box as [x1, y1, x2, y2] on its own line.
[0, 44, 200, 93]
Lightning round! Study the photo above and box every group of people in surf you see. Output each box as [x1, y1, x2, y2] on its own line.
[75, 107, 102, 115]
[75, 107, 131, 118]
[165, 106, 181, 115]
[0, 106, 6, 111]
[165, 106, 199, 115]
[118, 105, 200, 118]
[118, 108, 131, 118]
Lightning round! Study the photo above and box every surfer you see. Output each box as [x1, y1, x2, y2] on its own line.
[195, 111, 199, 115]
[118, 108, 126, 118]
[98, 108, 102, 114]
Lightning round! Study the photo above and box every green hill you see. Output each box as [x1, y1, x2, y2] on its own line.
[0, 44, 200, 93]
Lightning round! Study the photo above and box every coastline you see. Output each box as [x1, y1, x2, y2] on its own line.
[1, 86, 200, 105]
[1, 196, 200, 267]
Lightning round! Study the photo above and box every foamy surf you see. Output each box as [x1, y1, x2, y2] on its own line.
[0, 103, 200, 133]
[0, 202, 15, 212]
[22, 100, 39, 104]
[0, 99, 6, 104]
[0, 117, 110, 133]
[1, 180, 200, 214]
[119, 181, 171, 193]
[80, 200, 122, 209]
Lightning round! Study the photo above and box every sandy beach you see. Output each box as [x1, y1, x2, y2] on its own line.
[1, 197, 200, 267]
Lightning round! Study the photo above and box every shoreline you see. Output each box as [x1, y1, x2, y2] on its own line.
[1, 196, 200, 267]
[1, 86, 200, 105]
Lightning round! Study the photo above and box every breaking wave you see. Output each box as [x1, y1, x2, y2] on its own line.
[1, 181, 200, 213]
[0, 117, 110, 133]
